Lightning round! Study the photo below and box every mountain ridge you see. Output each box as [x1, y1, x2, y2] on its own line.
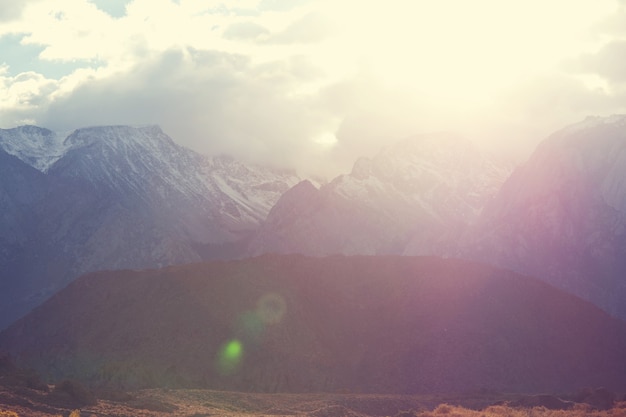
[247, 133, 512, 257]
[3, 116, 626, 331]
[0, 124, 300, 330]
[463, 114, 626, 319]
[1, 255, 625, 394]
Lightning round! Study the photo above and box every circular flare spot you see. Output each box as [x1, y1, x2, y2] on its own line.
[256, 293, 287, 325]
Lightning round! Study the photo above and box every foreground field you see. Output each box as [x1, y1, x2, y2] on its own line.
[1, 384, 625, 417]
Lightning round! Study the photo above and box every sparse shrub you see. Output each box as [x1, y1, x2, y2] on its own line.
[433, 404, 453, 414]
[417, 402, 626, 417]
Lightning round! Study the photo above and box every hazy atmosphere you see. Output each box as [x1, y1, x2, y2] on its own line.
[4, 2, 626, 415]
[2, 0, 626, 176]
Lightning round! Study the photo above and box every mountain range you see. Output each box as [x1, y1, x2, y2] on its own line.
[0, 125, 299, 330]
[1, 255, 625, 394]
[2, 114, 626, 332]
[248, 133, 511, 257]
[248, 117, 626, 321]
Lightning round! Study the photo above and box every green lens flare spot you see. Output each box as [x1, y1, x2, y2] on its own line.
[217, 339, 244, 375]
[224, 339, 242, 359]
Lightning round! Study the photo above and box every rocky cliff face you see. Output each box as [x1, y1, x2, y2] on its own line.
[463, 115, 626, 319]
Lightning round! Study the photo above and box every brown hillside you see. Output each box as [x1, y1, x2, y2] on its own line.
[0, 255, 625, 394]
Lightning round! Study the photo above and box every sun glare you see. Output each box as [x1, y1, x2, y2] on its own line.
[317, 0, 617, 106]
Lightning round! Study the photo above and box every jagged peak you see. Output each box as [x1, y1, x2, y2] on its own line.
[10, 125, 55, 135]
[63, 124, 166, 146]
[287, 179, 318, 194]
[350, 157, 372, 180]
[72, 124, 163, 133]
[267, 180, 319, 213]
[557, 114, 626, 137]
[0, 125, 67, 172]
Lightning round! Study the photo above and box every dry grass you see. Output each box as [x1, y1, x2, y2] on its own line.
[415, 402, 626, 417]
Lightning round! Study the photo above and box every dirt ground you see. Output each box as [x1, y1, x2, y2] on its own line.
[1, 384, 625, 417]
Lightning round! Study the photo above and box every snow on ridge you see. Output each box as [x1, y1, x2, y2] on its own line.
[0, 124, 299, 224]
[0, 125, 69, 172]
[62, 125, 171, 150]
[558, 114, 626, 137]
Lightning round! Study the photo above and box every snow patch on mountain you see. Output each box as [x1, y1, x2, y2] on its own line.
[0, 125, 69, 172]
[0, 124, 302, 330]
[40, 125, 300, 238]
[558, 114, 626, 137]
[249, 132, 512, 257]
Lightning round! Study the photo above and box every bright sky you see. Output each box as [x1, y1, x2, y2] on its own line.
[1, 0, 625, 176]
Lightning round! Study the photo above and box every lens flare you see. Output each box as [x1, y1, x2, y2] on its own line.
[217, 339, 243, 375]
[236, 310, 265, 343]
[256, 293, 287, 325]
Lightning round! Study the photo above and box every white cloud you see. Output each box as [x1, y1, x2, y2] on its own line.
[34, 48, 340, 175]
[0, 0, 43, 22]
[0, 67, 57, 126]
[1, 0, 626, 177]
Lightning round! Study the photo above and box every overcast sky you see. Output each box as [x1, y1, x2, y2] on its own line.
[1, 0, 626, 176]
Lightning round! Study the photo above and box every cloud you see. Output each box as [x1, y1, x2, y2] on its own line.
[0, 67, 57, 126]
[35, 47, 341, 175]
[2, 0, 626, 178]
[88, 0, 131, 18]
[570, 40, 626, 84]
[265, 11, 332, 44]
[592, 2, 626, 37]
[223, 21, 270, 41]
[0, 0, 41, 22]
[258, 0, 311, 12]
[465, 73, 625, 159]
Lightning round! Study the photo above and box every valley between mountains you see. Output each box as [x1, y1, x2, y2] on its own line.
[1, 116, 626, 414]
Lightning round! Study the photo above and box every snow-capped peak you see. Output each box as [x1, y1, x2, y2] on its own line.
[62, 125, 169, 149]
[557, 114, 626, 137]
[333, 133, 511, 211]
[0, 125, 69, 172]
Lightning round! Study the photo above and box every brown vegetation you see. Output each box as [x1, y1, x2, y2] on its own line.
[1, 385, 626, 417]
[416, 401, 626, 417]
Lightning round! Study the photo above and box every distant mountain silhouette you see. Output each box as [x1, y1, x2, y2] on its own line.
[463, 115, 626, 319]
[1, 255, 625, 394]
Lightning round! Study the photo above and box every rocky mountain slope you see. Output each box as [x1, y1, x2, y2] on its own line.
[463, 115, 626, 319]
[0, 125, 299, 330]
[248, 133, 511, 256]
[1, 255, 625, 394]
